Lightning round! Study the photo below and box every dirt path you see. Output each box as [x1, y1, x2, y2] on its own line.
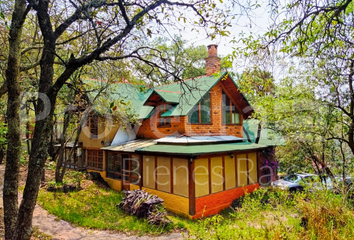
[0, 166, 183, 240]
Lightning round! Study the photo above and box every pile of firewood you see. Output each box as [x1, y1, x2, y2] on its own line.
[118, 189, 170, 226]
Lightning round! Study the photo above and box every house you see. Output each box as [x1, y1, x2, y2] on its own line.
[77, 44, 281, 218]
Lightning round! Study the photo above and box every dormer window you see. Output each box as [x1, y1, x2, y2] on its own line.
[222, 89, 240, 124]
[188, 93, 211, 124]
[157, 104, 171, 127]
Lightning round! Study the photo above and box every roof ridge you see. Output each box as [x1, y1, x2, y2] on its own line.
[155, 89, 181, 94]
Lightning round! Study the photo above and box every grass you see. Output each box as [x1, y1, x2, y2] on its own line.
[36, 168, 354, 239]
[36, 167, 197, 236]
[187, 188, 354, 239]
[37, 183, 179, 235]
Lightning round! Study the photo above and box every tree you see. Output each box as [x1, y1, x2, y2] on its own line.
[261, 0, 354, 156]
[232, 0, 354, 179]
[130, 37, 208, 84]
[236, 66, 275, 144]
[3, 0, 30, 239]
[3, 0, 237, 238]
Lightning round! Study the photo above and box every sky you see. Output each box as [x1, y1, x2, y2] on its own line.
[182, 0, 273, 57]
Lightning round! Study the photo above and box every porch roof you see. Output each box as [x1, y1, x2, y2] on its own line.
[101, 139, 155, 152]
[136, 141, 268, 156]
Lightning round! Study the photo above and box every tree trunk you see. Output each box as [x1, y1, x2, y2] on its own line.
[340, 141, 346, 180]
[58, 123, 81, 182]
[55, 113, 71, 183]
[41, 168, 45, 183]
[0, 147, 4, 165]
[13, 1, 57, 237]
[3, 0, 29, 238]
[243, 126, 251, 142]
[26, 104, 31, 154]
[255, 120, 262, 144]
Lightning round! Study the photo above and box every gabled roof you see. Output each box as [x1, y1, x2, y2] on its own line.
[83, 79, 153, 118]
[155, 74, 221, 117]
[143, 72, 253, 118]
[83, 71, 254, 120]
[154, 89, 181, 103]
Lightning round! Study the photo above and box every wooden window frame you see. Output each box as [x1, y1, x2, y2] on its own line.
[142, 155, 189, 198]
[157, 104, 172, 128]
[90, 115, 98, 139]
[87, 150, 103, 170]
[188, 93, 212, 124]
[106, 152, 140, 182]
[221, 89, 242, 125]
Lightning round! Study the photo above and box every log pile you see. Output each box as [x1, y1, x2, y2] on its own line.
[118, 189, 170, 226]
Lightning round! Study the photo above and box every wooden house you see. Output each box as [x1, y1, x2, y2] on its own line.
[77, 45, 282, 218]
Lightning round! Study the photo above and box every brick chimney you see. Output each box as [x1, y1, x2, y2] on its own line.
[205, 44, 221, 76]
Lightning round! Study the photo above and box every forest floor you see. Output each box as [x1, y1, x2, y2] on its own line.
[0, 164, 184, 240]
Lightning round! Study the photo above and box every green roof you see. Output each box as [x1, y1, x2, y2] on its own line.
[138, 106, 154, 119]
[154, 90, 180, 104]
[152, 73, 226, 117]
[137, 141, 268, 156]
[243, 119, 285, 146]
[83, 79, 153, 118]
[83, 72, 252, 120]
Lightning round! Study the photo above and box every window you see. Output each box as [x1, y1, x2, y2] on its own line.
[157, 104, 171, 127]
[106, 152, 140, 184]
[87, 150, 103, 170]
[188, 93, 211, 124]
[222, 90, 240, 124]
[283, 174, 301, 183]
[90, 115, 98, 138]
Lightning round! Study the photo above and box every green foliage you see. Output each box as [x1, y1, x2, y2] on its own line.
[235, 66, 274, 104]
[67, 171, 85, 188]
[0, 1, 9, 29]
[45, 161, 56, 170]
[189, 188, 354, 239]
[236, 0, 354, 177]
[0, 120, 7, 147]
[131, 37, 208, 84]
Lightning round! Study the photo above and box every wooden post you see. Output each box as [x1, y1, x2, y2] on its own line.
[256, 151, 260, 184]
[188, 158, 196, 216]
[155, 156, 157, 190]
[78, 142, 84, 169]
[246, 153, 249, 185]
[222, 156, 225, 191]
[208, 157, 211, 194]
[170, 157, 174, 194]
[139, 154, 143, 190]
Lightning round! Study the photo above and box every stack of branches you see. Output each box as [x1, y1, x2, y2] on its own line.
[118, 189, 170, 226]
